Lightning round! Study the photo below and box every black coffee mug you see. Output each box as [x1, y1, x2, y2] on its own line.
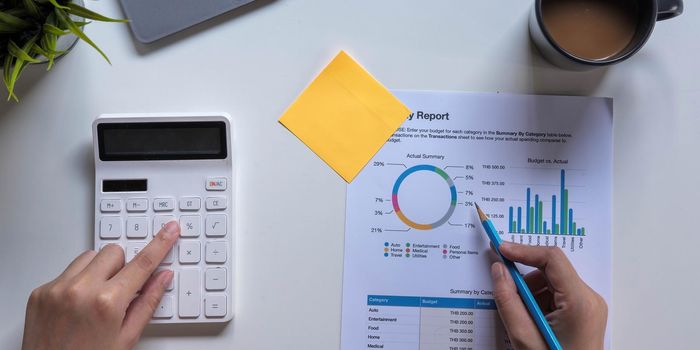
[530, 0, 684, 70]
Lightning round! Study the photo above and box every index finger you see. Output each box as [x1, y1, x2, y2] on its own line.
[498, 242, 582, 294]
[110, 221, 180, 300]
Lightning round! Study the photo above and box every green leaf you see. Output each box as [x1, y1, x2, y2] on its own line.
[3, 54, 13, 92]
[22, 0, 42, 18]
[55, 7, 111, 64]
[3, 57, 19, 102]
[47, 0, 69, 10]
[65, 3, 128, 22]
[31, 43, 48, 57]
[4, 8, 30, 18]
[8, 59, 28, 101]
[39, 31, 57, 70]
[0, 21, 23, 33]
[8, 40, 40, 62]
[0, 10, 32, 28]
[43, 23, 69, 35]
[6, 34, 38, 101]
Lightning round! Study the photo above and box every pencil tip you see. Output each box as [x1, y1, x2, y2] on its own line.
[474, 203, 487, 221]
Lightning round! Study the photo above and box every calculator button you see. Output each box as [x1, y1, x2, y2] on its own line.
[179, 268, 201, 318]
[126, 242, 146, 263]
[153, 295, 174, 318]
[153, 198, 175, 212]
[205, 215, 227, 237]
[166, 273, 174, 291]
[126, 217, 149, 238]
[205, 268, 227, 291]
[179, 197, 201, 211]
[126, 198, 148, 212]
[153, 215, 176, 236]
[155, 269, 175, 291]
[99, 243, 123, 251]
[100, 199, 122, 213]
[205, 197, 227, 211]
[180, 215, 202, 238]
[206, 177, 227, 191]
[179, 241, 201, 264]
[205, 241, 227, 264]
[161, 247, 174, 265]
[100, 217, 122, 239]
[205, 295, 227, 318]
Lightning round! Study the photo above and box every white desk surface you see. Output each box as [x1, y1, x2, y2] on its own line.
[1, 1, 698, 349]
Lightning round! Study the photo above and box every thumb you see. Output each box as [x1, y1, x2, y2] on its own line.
[118, 270, 173, 348]
[490, 262, 547, 350]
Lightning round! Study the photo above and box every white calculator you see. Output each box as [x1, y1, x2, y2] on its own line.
[92, 113, 234, 324]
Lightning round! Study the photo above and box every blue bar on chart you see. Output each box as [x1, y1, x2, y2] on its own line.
[509, 207, 514, 233]
[508, 169, 585, 236]
[526, 188, 531, 233]
[569, 208, 574, 235]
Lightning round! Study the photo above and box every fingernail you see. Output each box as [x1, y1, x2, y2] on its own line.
[163, 221, 179, 238]
[491, 262, 504, 280]
[499, 242, 511, 251]
[161, 270, 174, 288]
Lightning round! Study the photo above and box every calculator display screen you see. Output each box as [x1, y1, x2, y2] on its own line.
[98, 121, 227, 161]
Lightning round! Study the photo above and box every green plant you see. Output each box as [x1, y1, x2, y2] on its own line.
[0, 0, 127, 101]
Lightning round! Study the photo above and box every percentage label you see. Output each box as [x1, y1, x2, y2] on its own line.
[465, 165, 475, 170]
[464, 190, 474, 196]
[373, 162, 385, 167]
[374, 210, 383, 216]
[375, 198, 384, 203]
[465, 175, 475, 180]
[465, 223, 476, 229]
[371, 227, 383, 233]
[464, 202, 474, 207]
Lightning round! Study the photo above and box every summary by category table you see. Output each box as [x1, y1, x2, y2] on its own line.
[365, 295, 512, 350]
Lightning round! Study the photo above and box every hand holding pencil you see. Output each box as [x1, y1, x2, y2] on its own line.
[477, 204, 608, 350]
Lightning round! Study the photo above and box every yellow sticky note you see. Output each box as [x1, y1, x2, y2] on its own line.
[279, 51, 411, 182]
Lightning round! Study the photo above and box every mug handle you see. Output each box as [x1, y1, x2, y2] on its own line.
[657, 0, 684, 21]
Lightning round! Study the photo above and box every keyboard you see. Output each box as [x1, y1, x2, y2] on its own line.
[93, 114, 234, 324]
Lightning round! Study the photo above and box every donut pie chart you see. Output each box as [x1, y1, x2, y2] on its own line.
[391, 165, 457, 230]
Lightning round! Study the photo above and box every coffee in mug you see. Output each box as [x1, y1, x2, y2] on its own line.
[530, 0, 684, 70]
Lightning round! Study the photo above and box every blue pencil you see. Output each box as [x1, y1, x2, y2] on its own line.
[475, 204, 563, 350]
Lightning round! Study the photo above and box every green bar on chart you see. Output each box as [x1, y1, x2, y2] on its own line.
[537, 201, 544, 233]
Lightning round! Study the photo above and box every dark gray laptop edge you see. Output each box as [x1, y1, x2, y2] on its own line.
[120, 0, 257, 43]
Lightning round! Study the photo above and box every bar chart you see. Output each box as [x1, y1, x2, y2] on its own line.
[508, 169, 586, 236]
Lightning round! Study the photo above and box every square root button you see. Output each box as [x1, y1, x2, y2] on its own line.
[206, 177, 227, 191]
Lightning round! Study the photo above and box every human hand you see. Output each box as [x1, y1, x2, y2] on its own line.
[490, 242, 607, 350]
[22, 221, 180, 350]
